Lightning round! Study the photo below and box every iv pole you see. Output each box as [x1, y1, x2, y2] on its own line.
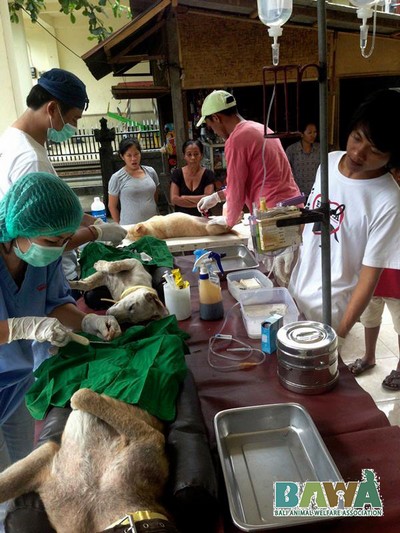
[263, 0, 333, 326]
[317, 0, 332, 326]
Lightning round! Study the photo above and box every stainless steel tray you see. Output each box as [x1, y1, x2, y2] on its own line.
[208, 244, 259, 273]
[214, 403, 342, 531]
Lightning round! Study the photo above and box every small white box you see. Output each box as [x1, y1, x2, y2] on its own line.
[239, 287, 299, 339]
[227, 269, 273, 302]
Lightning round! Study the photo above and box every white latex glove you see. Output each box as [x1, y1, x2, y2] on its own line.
[7, 317, 75, 347]
[91, 220, 127, 244]
[208, 215, 228, 227]
[273, 249, 295, 287]
[81, 314, 121, 341]
[197, 192, 221, 213]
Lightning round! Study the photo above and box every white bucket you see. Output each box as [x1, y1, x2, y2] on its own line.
[163, 283, 191, 321]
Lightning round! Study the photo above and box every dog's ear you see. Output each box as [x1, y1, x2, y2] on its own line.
[134, 223, 146, 236]
[145, 293, 169, 317]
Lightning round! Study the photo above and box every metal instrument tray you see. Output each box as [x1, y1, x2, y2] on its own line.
[214, 403, 342, 531]
[208, 244, 259, 273]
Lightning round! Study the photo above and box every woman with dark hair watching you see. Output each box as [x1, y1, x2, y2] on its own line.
[286, 121, 320, 197]
[170, 139, 216, 217]
[108, 138, 159, 225]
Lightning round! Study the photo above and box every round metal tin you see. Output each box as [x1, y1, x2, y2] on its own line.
[276, 321, 339, 394]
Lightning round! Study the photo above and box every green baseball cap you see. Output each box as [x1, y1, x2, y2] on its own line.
[196, 90, 237, 127]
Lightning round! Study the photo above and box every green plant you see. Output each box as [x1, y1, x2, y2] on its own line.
[9, 1, 131, 42]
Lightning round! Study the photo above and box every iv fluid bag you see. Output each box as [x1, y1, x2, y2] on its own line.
[257, 0, 293, 27]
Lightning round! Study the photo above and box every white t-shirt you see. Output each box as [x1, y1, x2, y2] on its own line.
[0, 127, 77, 280]
[289, 151, 400, 331]
[0, 127, 55, 196]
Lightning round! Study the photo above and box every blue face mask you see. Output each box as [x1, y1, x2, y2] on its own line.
[47, 106, 77, 143]
[14, 239, 66, 267]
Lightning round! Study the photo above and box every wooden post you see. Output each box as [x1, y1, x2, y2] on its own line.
[94, 118, 116, 215]
[166, 7, 186, 168]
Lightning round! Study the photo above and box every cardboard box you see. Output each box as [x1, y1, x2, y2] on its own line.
[257, 209, 302, 252]
[261, 314, 284, 354]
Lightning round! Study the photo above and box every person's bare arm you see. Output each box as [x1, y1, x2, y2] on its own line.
[65, 226, 97, 250]
[336, 265, 382, 338]
[0, 320, 10, 344]
[48, 303, 86, 331]
[108, 194, 120, 223]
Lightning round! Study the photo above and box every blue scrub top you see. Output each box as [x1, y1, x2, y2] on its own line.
[0, 256, 75, 425]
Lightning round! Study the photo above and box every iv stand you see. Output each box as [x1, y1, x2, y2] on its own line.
[317, 0, 332, 326]
[262, 1, 332, 326]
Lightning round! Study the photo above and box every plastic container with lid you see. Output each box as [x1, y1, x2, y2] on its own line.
[91, 197, 107, 222]
[227, 269, 273, 302]
[239, 287, 298, 338]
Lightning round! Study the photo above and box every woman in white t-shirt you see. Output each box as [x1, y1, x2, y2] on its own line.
[108, 138, 159, 225]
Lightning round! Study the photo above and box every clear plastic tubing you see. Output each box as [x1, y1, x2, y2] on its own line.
[257, 0, 293, 66]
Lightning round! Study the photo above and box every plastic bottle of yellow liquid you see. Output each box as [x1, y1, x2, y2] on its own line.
[198, 265, 224, 320]
[193, 250, 224, 320]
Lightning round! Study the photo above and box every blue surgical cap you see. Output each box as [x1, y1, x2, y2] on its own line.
[0, 173, 83, 243]
[38, 68, 89, 111]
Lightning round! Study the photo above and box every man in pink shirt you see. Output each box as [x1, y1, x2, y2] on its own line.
[196, 90, 300, 228]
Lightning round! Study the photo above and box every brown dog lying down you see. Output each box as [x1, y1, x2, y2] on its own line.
[70, 259, 168, 323]
[127, 212, 235, 240]
[0, 388, 178, 533]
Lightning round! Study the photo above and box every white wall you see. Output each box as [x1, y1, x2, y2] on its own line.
[1, 4, 156, 134]
[40, 9, 156, 130]
[0, 3, 32, 132]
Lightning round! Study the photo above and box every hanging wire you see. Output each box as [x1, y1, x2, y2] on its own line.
[18, 6, 82, 59]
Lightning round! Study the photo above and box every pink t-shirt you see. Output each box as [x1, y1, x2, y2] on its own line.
[224, 121, 300, 227]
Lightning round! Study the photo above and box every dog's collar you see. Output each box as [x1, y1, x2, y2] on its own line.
[119, 285, 158, 301]
[104, 510, 169, 529]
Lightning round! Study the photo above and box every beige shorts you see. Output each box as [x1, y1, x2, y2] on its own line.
[360, 296, 400, 334]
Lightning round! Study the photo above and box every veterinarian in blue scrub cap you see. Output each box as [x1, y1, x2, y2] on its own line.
[0, 173, 121, 493]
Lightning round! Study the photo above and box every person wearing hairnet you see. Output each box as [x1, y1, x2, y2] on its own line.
[0, 173, 121, 500]
[0, 68, 127, 290]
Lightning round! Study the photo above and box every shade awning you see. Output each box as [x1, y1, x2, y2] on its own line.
[82, 0, 171, 80]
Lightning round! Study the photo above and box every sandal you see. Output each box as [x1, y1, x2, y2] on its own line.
[382, 370, 400, 391]
[347, 358, 376, 376]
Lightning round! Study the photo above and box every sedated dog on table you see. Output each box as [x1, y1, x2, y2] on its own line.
[0, 388, 177, 533]
[127, 212, 235, 241]
[70, 258, 168, 324]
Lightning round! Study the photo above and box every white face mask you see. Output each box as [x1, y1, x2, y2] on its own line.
[47, 106, 76, 143]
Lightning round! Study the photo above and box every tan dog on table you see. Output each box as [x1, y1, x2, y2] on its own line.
[127, 212, 235, 240]
[0, 388, 178, 533]
[70, 258, 168, 323]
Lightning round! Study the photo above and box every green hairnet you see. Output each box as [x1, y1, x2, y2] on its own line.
[0, 172, 83, 242]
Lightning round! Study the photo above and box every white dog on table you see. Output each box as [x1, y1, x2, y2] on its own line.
[70, 259, 168, 324]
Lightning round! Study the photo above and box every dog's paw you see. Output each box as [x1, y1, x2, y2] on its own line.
[93, 260, 112, 273]
[70, 388, 96, 410]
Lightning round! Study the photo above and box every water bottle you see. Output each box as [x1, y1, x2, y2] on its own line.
[91, 197, 107, 222]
